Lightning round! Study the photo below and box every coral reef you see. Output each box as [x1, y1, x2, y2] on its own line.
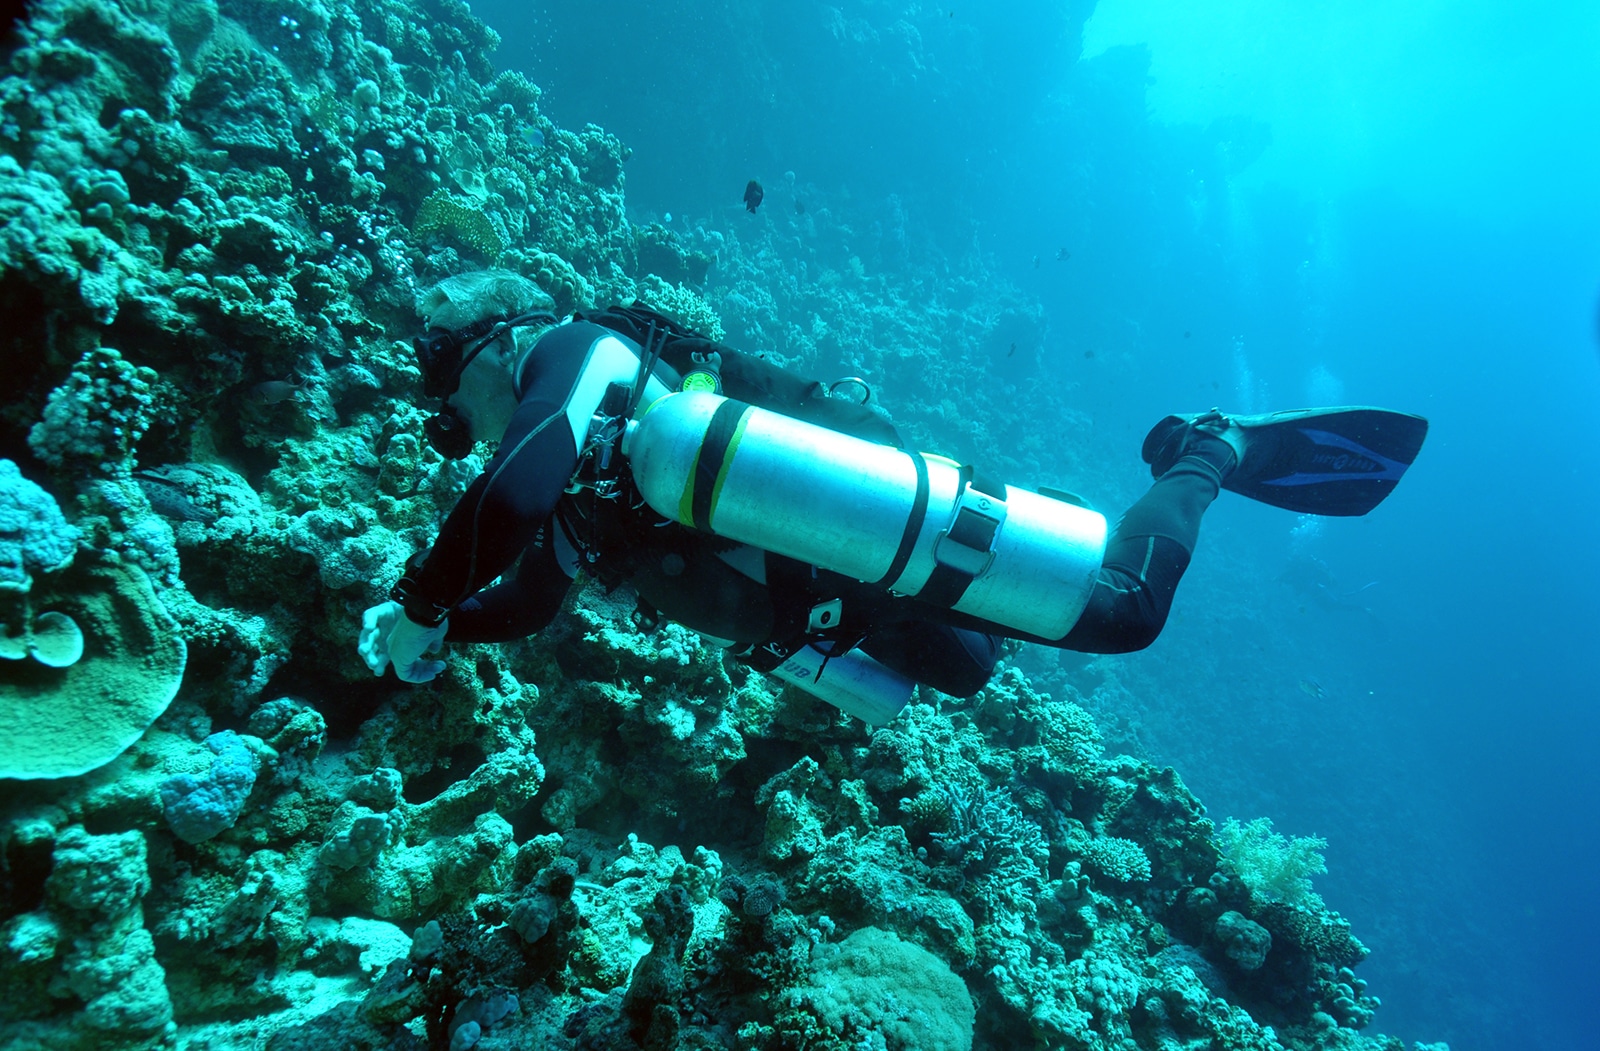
[0, 458, 79, 589]
[0, 1, 1441, 1050]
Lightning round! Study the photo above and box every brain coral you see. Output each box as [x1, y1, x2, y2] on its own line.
[785, 926, 975, 1051]
[0, 458, 78, 591]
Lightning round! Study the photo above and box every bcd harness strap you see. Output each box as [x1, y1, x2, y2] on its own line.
[565, 320, 668, 574]
[874, 450, 929, 589]
[566, 321, 728, 584]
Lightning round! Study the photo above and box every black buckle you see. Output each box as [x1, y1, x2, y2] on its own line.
[932, 484, 1005, 577]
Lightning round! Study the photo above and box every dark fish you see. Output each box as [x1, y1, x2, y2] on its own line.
[1007, 343, 1016, 357]
[252, 377, 304, 404]
[1184, 330, 1192, 338]
[135, 474, 218, 524]
[743, 180, 764, 213]
[794, 198, 806, 214]
[1084, 349, 1095, 359]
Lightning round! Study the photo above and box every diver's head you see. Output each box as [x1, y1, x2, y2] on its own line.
[413, 271, 556, 458]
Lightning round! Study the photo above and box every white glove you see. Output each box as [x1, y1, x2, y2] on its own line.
[358, 600, 448, 683]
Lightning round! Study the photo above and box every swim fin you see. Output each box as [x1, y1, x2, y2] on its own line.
[1143, 406, 1429, 516]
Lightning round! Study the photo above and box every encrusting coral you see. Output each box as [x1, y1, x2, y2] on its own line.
[0, 1, 1441, 1050]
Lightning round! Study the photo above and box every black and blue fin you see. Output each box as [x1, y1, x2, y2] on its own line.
[1224, 406, 1428, 516]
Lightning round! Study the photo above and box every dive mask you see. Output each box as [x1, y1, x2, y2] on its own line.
[413, 310, 557, 457]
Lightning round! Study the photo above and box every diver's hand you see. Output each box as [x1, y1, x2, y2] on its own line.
[358, 601, 402, 674]
[358, 601, 448, 683]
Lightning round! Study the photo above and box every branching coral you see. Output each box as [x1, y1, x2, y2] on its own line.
[926, 782, 1047, 881]
[1078, 834, 1153, 885]
[28, 347, 158, 477]
[636, 273, 725, 341]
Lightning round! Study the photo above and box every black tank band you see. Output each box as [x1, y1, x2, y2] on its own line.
[689, 398, 751, 531]
[876, 449, 930, 589]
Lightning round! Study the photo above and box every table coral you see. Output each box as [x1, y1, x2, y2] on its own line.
[0, 559, 186, 779]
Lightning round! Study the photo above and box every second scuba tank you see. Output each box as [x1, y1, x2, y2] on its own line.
[622, 391, 1108, 640]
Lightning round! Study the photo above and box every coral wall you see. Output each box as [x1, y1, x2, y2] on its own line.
[0, 2, 1437, 1050]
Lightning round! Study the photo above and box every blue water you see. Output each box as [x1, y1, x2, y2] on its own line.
[481, 2, 1600, 1048]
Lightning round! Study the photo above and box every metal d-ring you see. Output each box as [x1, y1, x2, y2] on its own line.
[828, 376, 873, 405]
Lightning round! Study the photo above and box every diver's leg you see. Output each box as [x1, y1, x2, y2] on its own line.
[860, 622, 1002, 698]
[1057, 433, 1234, 653]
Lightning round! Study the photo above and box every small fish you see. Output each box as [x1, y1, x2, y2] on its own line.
[1056, 247, 1071, 261]
[1032, 255, 1040, 268]
[743, 179, 764, 213]
[1298, 679, 1326, 700]
[794, 198, 806, 215]
[1007, 343, 1017, 357]
[251, 377, 305, 404]
[523, 127, 546, 149]
[1084, 349, 1095, 359]
[1184, 330, 1192, 338]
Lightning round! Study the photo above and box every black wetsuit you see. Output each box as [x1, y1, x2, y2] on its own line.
[402, 322, 1222, 696]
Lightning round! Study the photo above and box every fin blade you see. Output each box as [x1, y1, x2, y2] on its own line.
[1228, 407, 1429, 516]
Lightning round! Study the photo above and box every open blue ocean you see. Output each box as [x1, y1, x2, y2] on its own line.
[1, 1, 1595, 1049]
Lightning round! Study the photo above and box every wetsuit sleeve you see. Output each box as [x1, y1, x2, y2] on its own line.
[403, 396, 580, 623]
[444, 521, 576, 642]
[401, 327, 600, 625]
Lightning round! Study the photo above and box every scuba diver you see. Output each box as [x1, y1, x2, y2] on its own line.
[358, 270, 1428, 725]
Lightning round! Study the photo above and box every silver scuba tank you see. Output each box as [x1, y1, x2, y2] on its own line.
[621, 391, 1108, 640]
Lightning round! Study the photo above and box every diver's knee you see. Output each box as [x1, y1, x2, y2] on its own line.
[1057, 609, 1165, 654]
